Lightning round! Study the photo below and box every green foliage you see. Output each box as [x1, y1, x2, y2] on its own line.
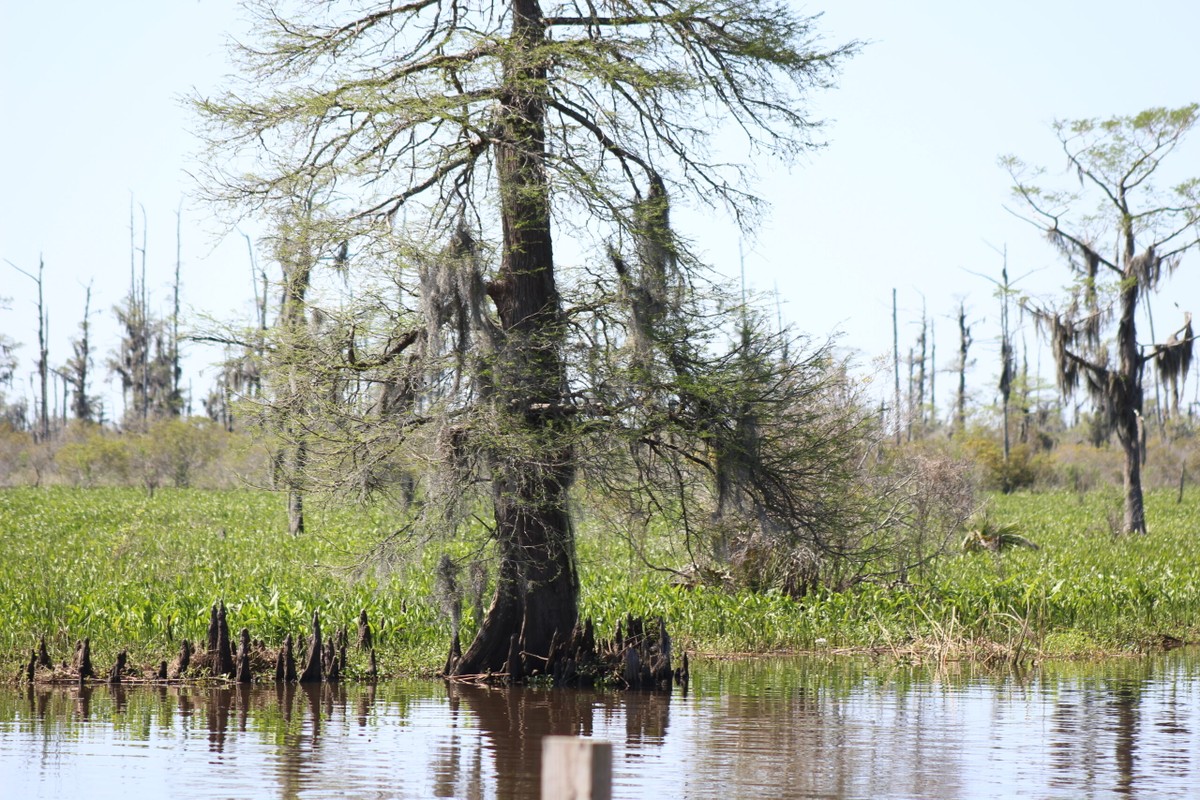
[0, 424, 35, 485]
[557, 486, 1200, 656]
[55, 427, 132, 487]
[127, 417, 226, 491]
[1006, 104, 1200, 534]
[965, 436, 1047, 493]
[1, 487, 1197, 676]
[0, 488, 446, 676]
[0, 420, 268, 490]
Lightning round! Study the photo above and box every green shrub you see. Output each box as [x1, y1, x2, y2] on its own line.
[55, 426, 132, 486]
[132, 418, 225, 490]
[966, 437, 1046, 493]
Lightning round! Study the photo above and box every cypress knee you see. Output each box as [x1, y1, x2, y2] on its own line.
[298, 611, 323, 683]
[108, 650, 127, 685]
[357, 610, 372, 650]
[36, 636, 51, 670]
[236, 628, 252, 683]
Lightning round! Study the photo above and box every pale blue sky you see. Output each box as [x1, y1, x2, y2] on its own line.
[2, 1, 1198, 422]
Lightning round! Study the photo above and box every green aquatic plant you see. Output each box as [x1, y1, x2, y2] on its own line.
[1, 487, 1198, 676]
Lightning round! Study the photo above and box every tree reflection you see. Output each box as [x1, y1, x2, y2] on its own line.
[1047, 663, 1152, 797]
[449, 684, 671, 798]
[2, 652, 1199, 800]
[205, 687, 233, 752]
[1111, 680, 1140, 796]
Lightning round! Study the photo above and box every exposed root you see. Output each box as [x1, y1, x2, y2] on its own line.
[441, 614, 690, 691]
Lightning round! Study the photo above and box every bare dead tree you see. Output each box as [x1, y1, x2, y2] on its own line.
[929, 317, 936, 426]
[6, 257, 49, 441]
[954, 300, 972, 434]
[892, 287, 902, 445]
[172, 203, 184, 412]
[915, 300, 927, 431]
[998, 263, 1015, 463]
[110, 204, 183, 426]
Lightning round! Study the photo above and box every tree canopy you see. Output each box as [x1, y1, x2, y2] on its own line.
[195, 0, 862, 675]
[1005, 104, 1200, 533]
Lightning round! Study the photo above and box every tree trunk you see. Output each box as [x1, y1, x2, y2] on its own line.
[457, 467, 579, 674]
[280, 213, 314, 537]
[892, 288, 901, 445]
[35, 257, 49, 441]
[1116, 260, 1147, 534]
[1120, 430, 1146, 534]
[288, 464, 305, 536]
[956, 302, 970, 435]
[454, 0, 579, 676]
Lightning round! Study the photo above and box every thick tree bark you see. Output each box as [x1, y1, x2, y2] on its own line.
[1120, 433, 1146, 534]
[454, 0, 579, 676]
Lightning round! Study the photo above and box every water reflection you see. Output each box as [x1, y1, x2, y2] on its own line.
[2, 651, 1200, 799]
[1042, 659, 1198, 798]
[442, 684, 673, 799]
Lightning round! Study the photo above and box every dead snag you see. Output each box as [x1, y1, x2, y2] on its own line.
[324, 639, 340, 682]
[651, 617, 673, 685]
[622, 647, 640, 687]
[674, 653, 690, 690]
[505, 634, 524, 684]
[335, 626, 348, 675]
[544, 629, 562, 677]
[207, 604, 220, 652]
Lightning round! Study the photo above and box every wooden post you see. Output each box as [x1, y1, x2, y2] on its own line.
[541, 736, 612, 800]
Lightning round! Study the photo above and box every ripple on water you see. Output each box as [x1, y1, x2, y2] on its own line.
[2, 651, 1199, 799]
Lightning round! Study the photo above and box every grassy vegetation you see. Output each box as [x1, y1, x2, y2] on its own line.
[1, 486, 1198, 678]
[0, 488, 448, 678]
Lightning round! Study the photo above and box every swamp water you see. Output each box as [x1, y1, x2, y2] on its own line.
[2, 650, 1199, 799]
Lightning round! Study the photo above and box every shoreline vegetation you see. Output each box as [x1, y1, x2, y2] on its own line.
[1, 486, 1197, 682]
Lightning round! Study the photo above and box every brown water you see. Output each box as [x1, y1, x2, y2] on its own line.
[2, 650, 1199, 799]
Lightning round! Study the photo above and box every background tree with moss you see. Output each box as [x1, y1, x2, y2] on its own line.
[195, 0, 861, 675]
[1005, 105, 1199, 534]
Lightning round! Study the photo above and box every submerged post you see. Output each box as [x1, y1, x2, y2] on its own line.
[541, 736, 612, 800]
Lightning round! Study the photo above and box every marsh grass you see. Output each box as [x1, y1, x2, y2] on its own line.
[0, 487, 447, 678]
[1, 487, 1198, 677]
[583, 489, 1200, 662]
